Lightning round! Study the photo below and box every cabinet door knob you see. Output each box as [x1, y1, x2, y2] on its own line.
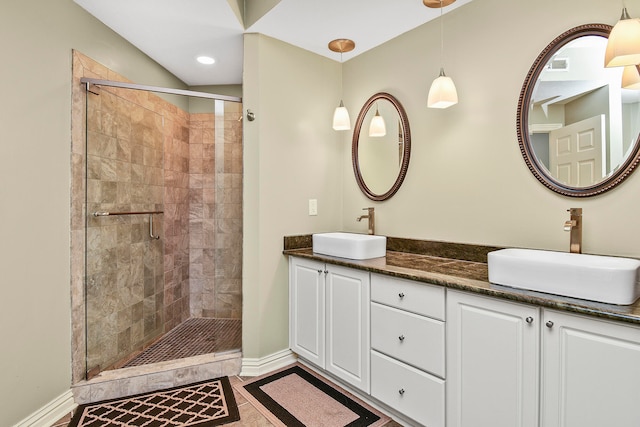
[317, 269, 323, 274]
[546, 320, 554, 328]
[398, 388, 405, 395]
[398, 292, 405, 299]
[398, 334, 405, 342]
[526, 316, 534, 324]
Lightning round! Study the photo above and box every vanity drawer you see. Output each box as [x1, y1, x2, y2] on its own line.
[371, 350, 445, 427]
[371, 302, 445, 377]
[371, 273, 444, 320]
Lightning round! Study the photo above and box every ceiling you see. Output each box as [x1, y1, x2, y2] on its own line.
[74, 0, 473, 87]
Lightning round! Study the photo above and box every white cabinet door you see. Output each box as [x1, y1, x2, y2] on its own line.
[289, 257, 325, 368]
[542, 309, 640, 427]
[326, 264, 371, 393]
[447, 290, 539, 427]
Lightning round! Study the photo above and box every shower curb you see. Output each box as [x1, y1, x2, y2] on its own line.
[72, 351, 242, 404]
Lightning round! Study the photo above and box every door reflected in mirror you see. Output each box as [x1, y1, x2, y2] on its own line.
[518, 24, 640, 197]
[352, 93, 411, 201]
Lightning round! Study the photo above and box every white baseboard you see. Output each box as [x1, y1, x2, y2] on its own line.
[14, 390, 76, 427]
[12, 351, 292, 425]
[240, 349, 297, 376]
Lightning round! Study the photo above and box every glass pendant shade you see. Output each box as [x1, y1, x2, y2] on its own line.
[369, 108, 386, 137]
[622, 65, 640, 89]
[605, 8, 640, 68]
[332, 100, 351, 130]
[428, 68, 458, 109]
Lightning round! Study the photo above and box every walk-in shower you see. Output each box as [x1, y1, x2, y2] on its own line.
[74, 64, 243, 382]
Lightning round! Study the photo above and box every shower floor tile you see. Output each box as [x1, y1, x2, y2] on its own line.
[124, 318, 241, 368]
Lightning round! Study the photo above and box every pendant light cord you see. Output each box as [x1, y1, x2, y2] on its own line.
[340, 50, 343, 97]
[439, 0, 444, 70]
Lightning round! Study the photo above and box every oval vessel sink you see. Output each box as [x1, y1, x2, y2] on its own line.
[488, 248, 640, 305]
[312, 232, 386, 260]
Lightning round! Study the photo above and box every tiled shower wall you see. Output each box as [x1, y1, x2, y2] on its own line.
[189, 106, 243, 319]
[163, 105, 191, 332]
[71, 51, 243, 382]
[188, 113, 216, 317]
[85, 86, 166, 372]
[212, 102, 243, 318]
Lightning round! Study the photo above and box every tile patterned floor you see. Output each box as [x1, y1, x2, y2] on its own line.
[124, 318, 242, 368]
[53, 375, 405, 426]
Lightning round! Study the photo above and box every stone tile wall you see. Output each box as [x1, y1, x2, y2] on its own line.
[188, 113, 216, 317]
[84, 85, 165, 373]
[163, 105, 191, 332]
[189, 102, 243, 319]
[212, 101, 243, 318]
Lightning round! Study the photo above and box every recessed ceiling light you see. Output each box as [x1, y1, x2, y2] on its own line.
[197, 56, 215, 65]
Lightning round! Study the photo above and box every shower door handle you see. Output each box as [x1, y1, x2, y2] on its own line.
[149, 214, 160, 240]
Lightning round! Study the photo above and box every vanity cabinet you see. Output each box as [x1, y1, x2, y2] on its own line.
[289, 257, 325, 367]
[370, 273, 446, 427]
[446, 290, 539, 427]
[542, 309, 640, 427]
[448, 290, 640, 427]
[289, 253, 640, 427]
[289, 256, 370, 393]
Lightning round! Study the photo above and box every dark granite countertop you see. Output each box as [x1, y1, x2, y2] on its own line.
[283, 238, 640, 326]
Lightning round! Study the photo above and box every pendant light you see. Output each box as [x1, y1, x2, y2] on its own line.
[426, 0, 458, 109]
[622, 65, 640, 89]
[605, 7, 640, 68]
[369, 104, 386, 137]
[329, 39, 355, 130]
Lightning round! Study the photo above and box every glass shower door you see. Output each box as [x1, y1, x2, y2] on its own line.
[84, 84, 165, 376]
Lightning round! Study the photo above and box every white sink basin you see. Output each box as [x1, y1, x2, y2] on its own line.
[312, 232, 386, 260]
[488, 248, 640, 305]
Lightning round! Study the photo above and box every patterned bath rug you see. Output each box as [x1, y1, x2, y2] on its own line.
[69, 376, 240, 427]
[235, 363, 391, 427]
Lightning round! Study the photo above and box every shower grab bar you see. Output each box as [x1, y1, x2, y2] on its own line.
[92, 211, 163, 240]
[148, 214, 160, 240]
[92, 211, 164, 216]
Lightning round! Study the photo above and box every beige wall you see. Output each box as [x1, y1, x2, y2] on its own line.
[341, 0, 640, 258]
[188, 85, 243, 113]
[0, 1, 187, 425]
[242, 33, 344, 358]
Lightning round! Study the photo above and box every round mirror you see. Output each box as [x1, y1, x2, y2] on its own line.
[517, 24, 640, 197]
[352, 92, 411, 201]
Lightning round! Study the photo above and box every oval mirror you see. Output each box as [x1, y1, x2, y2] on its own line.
[517, 23, 640, 197]
[352, 92, 411, 201]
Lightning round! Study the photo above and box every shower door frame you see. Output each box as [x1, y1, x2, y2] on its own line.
[80, 76, 242, 380]
[80, 78, 242, 103]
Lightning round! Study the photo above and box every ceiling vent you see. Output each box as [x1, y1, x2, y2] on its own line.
[546, 57, 569, 71]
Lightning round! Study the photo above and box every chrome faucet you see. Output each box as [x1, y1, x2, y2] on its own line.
[356, 207, 375, 235]
[564, 208, 582, 254]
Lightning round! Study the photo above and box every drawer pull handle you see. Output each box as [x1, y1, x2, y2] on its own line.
[398, 388, 405, 395]
[526, 316, 534, 324]
[546, 320, 554, 328]
[398, 292, 405, 299]
[398, 335, 405, 342]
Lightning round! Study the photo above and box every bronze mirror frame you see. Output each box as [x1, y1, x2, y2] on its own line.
[517, 23, 640, 197]
[352, 92, 411, 201]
